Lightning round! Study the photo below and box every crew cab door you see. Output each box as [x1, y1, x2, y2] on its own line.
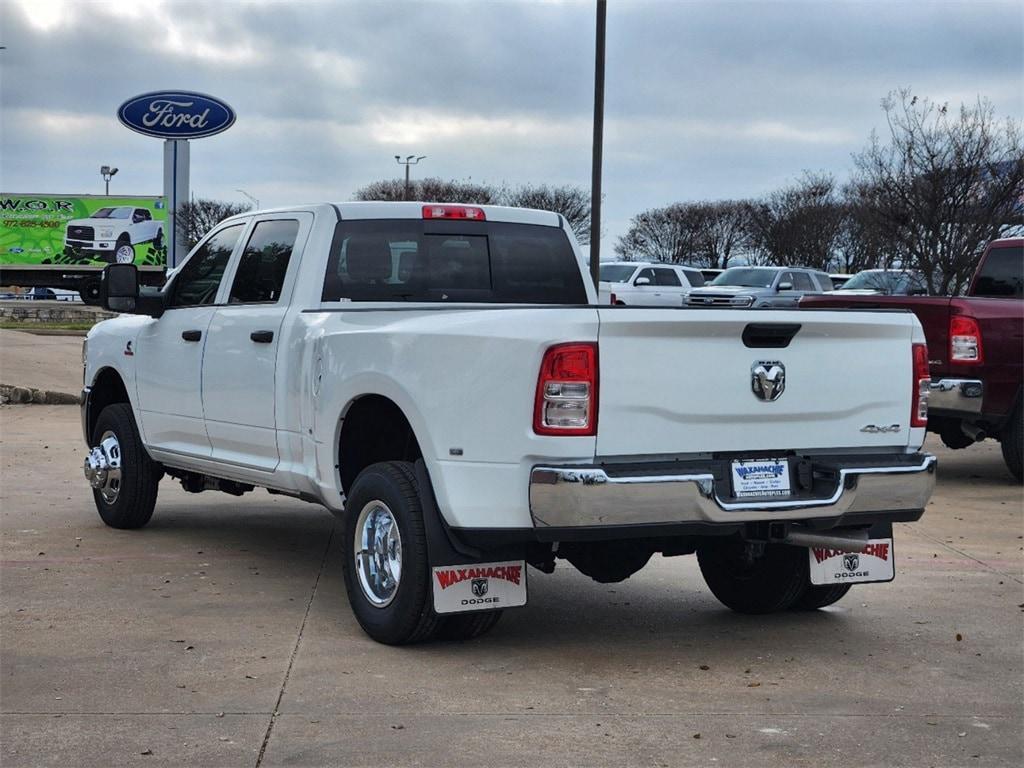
[135, 222, 247, 457]
[202, 214, 311, 471]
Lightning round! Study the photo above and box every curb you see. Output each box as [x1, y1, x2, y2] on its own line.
[0, 384, 80, 405]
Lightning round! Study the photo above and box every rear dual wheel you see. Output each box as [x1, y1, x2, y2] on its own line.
[341, 461, 502, 644]
[697, 537, 850, 613]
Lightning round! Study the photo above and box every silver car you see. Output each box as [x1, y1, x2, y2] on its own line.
[686, 266, 833, 308]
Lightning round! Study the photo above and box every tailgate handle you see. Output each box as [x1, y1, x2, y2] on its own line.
[250, 330, 274, 343]
[742, 323, 801, 348]
[181, 330, 202, 342]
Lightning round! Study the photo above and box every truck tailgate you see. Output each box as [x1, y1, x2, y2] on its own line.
[595, 308, 917, 457]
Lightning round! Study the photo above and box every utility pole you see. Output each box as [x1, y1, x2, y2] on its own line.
[395, 155, 426, 200]
[589, 0, 607, 289]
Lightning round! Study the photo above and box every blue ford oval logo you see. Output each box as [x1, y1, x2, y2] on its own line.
[117, 91, 235, 139]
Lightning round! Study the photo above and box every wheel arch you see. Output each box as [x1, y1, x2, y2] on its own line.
[86, 366, 131, 442]
[336, 394, 426, 499]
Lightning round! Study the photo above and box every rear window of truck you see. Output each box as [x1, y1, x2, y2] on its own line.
[973, 246, 1023, 298]
[322, 220, 588, 304]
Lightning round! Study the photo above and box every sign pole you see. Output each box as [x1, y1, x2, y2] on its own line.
[163, 139, 190, 268]
[589, 0, 607, 289]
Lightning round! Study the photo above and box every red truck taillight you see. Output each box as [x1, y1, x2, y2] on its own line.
[911, 343, 929, 428]
[534, 343, 598, 436]
[949, 315, 984, 364]
[422, 204, 486, 220]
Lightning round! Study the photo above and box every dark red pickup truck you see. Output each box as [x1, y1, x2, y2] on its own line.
[802, 238, 1023, 481]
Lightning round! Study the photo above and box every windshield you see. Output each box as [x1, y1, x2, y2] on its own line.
[841, 270, 922, 294]
[90, 207, 131, 219]
[599, 264, 638, 283]
[710, 268, 777, 288]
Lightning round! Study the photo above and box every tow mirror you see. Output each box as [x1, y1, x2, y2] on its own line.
[634, 276, 652, 286]
[102, 264, 139, 312]
[101, 264, 165, 317]
[778, 281, 793, 291]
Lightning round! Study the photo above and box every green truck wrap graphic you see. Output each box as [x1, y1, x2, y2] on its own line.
[1, 194, 167, 268]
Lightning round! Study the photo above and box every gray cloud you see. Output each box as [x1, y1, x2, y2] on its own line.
[1, 0, 1020, 247]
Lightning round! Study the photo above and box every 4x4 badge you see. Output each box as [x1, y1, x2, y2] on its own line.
[751, 361, 785, 401]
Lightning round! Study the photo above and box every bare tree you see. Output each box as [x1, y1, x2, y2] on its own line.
[177, 198, 251, 249]
[695, 200, 756, 269]
[354, 177, 498, 204]
[852, 89, 1024, 293]
[501, 184, 591, 245]
[614, 203, 704, 263]
[747, 172, 846, 271]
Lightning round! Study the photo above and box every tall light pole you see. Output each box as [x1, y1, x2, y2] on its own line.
[236, 188, 259, 210]
[589, 0, 607, 289]
[100, 165, 119, 196]
[395, 155, 426, 200]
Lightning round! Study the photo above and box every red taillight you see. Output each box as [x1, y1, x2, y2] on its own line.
[534, 343, 598, 436]
[422, 204, 486, 220]
[911, 342, 929, 428]
[949, 315, 983, 364]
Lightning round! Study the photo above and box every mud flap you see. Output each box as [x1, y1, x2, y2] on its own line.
[413, 460, 528, 614]
[807, 521, 896, 585]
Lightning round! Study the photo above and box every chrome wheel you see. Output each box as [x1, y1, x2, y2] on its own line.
[84, 430, 122, 504]
[353, 500, 403, 608]
[115, 244, 135, 264]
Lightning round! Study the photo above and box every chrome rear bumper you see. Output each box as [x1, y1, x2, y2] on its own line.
[529, 454, 936, 528]
[929, 378, 983, 414]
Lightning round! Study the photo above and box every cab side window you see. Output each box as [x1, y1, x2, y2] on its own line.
[792, 272, 815, 291]
[228, 220, 300, 304]
[168, 224, 245, 308]
[635, 268, 657, 284]
[653, 268, 682, 286]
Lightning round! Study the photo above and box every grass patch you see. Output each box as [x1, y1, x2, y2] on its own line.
[0, 322, 96, 331]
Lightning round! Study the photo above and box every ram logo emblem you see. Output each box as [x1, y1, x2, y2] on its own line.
[751, 361, 786, 402]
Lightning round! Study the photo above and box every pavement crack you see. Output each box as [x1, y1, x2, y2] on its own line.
[908, 526, 1024, 584]
[254, 523, 335, 767]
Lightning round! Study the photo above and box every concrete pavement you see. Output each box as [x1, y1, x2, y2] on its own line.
[1, 404, 1022, 767]
[0, 330, 84, 396]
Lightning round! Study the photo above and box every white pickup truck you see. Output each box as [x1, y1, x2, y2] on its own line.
[82, 202, 936, 644]
[65, 206, 164, 264]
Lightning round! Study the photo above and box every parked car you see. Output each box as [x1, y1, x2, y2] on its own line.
[830, 273, 853, 289]
[82, 201, 934, 645]
[598, 261, 704, 305]
[834, 269, 929, 296]
[686, 266, 832, 307]
[802, 238, 1023, 480]
[64, 206, 164, 265]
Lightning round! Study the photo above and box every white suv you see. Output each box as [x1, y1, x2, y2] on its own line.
[598, 261, 705, 306]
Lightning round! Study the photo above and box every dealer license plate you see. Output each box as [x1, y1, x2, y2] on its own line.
[730, 458, 791, 498]
[808, 538, 895, 585]
[432, 560, 527, 614]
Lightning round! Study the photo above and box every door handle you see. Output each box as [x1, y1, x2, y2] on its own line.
[250, 330, 274, 343]
[181, 330, 202, 342]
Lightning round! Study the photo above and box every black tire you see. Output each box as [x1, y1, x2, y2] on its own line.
[341, 461, 443, 645]
[697, 538, 807, 614]
[90, 403, 160, 529]
[1000, 404, 1023, 483]
[939, 424, 974, 450]
[793, 583, 851, 610]
[438, 610, 503, 641]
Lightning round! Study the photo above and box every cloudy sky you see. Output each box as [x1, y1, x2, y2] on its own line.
[2, 0, 1021, 251]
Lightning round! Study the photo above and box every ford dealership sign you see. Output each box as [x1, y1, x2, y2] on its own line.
[117, 91, 235, 139]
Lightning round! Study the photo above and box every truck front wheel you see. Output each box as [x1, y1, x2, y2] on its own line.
[87, 403, 160, 529]
[1000, 404, 1022, 483]
[341, 461, 443, 645]
[114, 237, 135, 264]
[697, 538, 806, 614]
